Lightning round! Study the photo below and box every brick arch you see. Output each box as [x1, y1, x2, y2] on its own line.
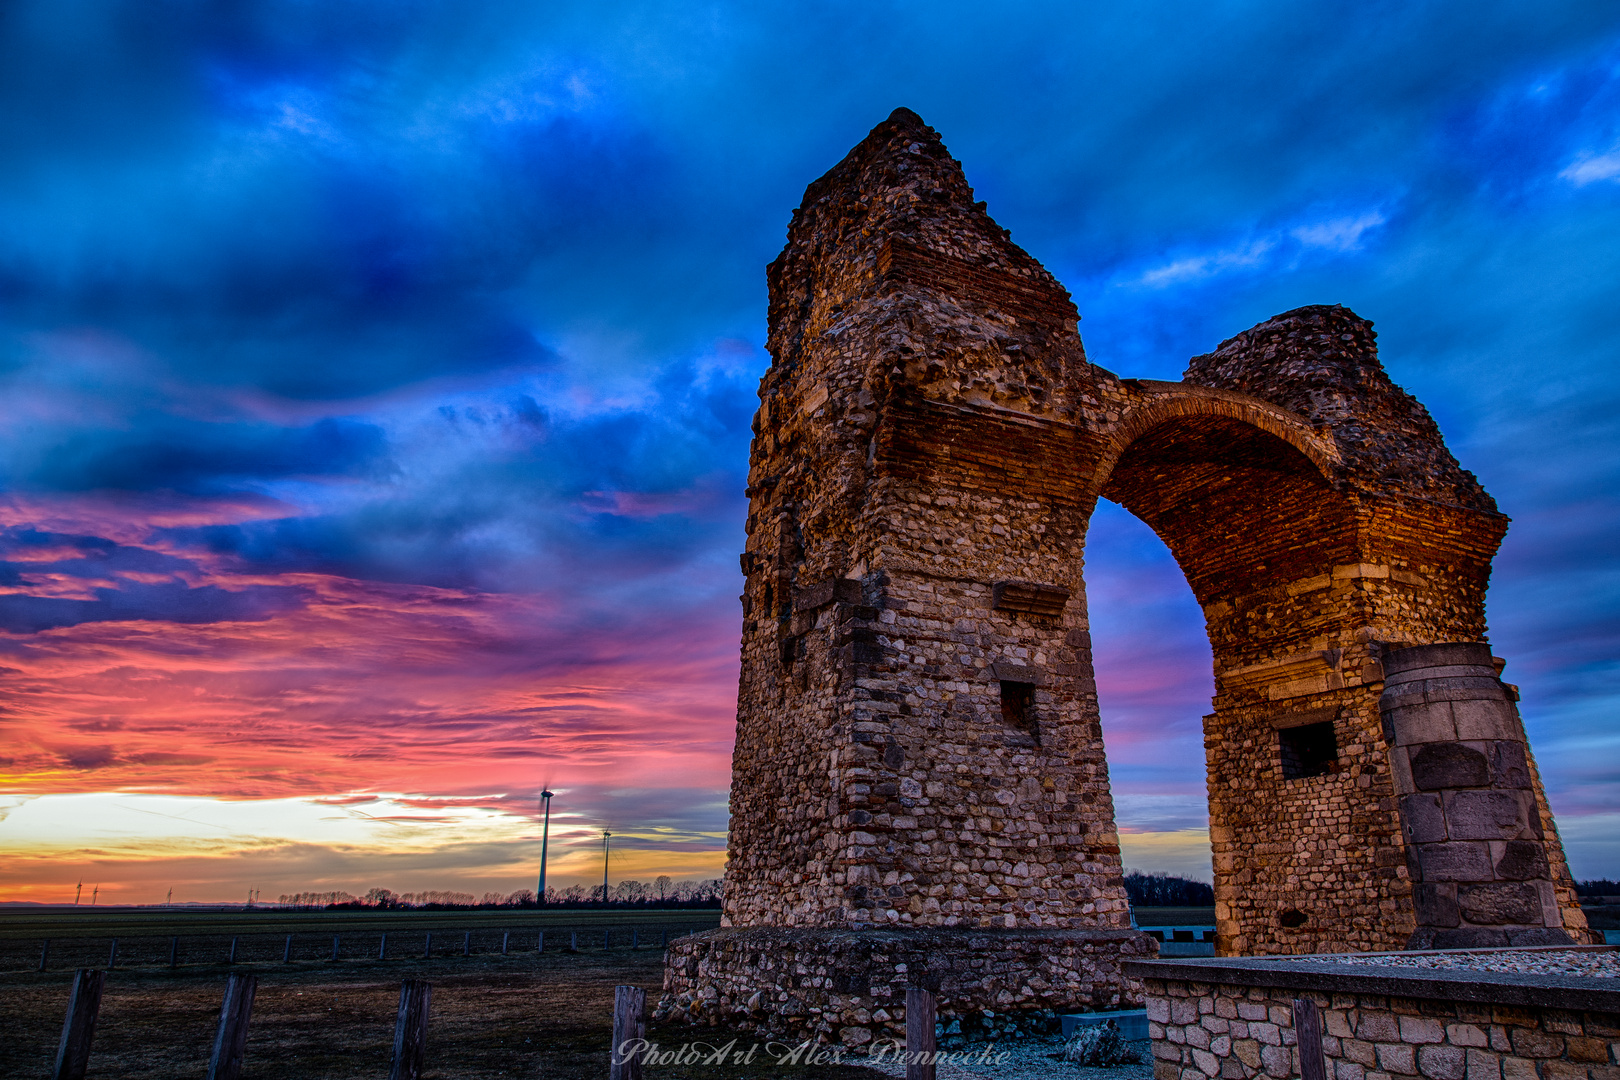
[1078, 398, 1385, 955]
[1087, 386, 1353, 612]
[1089, 383, 1341, 508]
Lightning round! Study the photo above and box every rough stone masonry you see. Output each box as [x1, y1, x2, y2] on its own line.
[660, 108, 1595, 1044]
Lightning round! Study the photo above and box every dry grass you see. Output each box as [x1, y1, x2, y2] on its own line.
[0, 948, 876, 1079]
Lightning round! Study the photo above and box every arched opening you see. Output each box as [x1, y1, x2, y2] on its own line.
[1085, 499, 1214, 889]
[1088, 407, 1390, 954]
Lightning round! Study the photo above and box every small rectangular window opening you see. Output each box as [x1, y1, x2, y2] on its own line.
[1279, 720, 1339, 780]
[999, 680, 1038, 743]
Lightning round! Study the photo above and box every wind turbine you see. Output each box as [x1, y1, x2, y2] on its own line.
[537, 789, 554, 904]
[600, 831, 612, 903]
[74, 881, 82, 905]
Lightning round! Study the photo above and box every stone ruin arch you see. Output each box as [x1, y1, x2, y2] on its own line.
[661, 108, 1594, 1044]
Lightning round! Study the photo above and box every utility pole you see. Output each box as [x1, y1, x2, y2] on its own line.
[601, 831, 611, 903]
[537, 789, 554, 903]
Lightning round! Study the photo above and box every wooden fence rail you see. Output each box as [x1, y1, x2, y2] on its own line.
[13, 925, 705, 972]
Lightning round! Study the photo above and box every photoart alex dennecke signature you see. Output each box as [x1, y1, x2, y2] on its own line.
[616, 1037, 1014, 1068]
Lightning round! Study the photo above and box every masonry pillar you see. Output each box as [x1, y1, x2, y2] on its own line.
[1382, 643, 1579, 947]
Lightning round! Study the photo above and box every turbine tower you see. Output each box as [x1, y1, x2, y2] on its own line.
[537, 789, 554, 903]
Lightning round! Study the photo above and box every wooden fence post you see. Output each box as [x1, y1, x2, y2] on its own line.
[536, 930, 544, 954]
[463, 931, 470, 956]
[609, 985, 647, 1080]
[282, 936, 292, 963]
[388, 980, 432, 1080]
[205, 972, 258, 1080]
[502, 932, 509, 955]
[38, 939, 49, 972]
[631, 929, 639, 950]
[1293, 998, 1326, 1080]
[379, 934, 387, 960]
[228, 937, 238, 965]
[51, 968, 106, 1080]
[424, 933, 432, 959]
[107, 940, 118, 969]
[170, 937, 179, 968]
[905, 986, 937, 1080]
[569, 931, 577, 952]
[332, 936, 340, 962]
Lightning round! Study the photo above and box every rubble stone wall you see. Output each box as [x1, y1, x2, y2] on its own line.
[1137, 963, 1620, 1080]
[660, 926, 1155, 1047]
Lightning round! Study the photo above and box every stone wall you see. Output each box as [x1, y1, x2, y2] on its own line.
[1381, 644, 1582, 947]
[659, 925, 1155, 1047]
[1130, 953, 1620, 1080]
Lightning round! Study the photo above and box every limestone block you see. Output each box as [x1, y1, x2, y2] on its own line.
[1457, 882, 1542, 925]
[1418, 1047, 1467, 1080]
[1401, 795, 1448, 843]
[1411, 745, 1490, 791]
[1443, 791, 1526, 842]
[1412, 842, 1493, 882]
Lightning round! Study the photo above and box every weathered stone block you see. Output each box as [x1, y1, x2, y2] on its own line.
[1457, 882, 1542, 926]
[1379, 1043, 1418, 1075]
[1492, 841, 1550, 881]
[1412, 744, 1490, 791]
[1413, 842, 1493, 882]
[1402, 1017, 1446, 1043]
[1464, 1048, 1500, 1080]
[1413, 883, 1460, 928]
[1403, 794, 1449, 843]
[1389, 703, 1458, 747]
[1488, 742, 1532, 789]
[1507, 1028, 1565, 1058]
[1444, 791, 1526, 841]
[1450, 699, 1521, 742]
[1419, 1045, 1468, 1080]
[1566, 1037, 1611, 1064]
[1262, 1045, 1295, 1078]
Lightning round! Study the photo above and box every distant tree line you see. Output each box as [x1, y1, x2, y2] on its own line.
[276, 877, 724, 910]
[1123, 870, 1215, 907]
[1576, 879, 1620, 897]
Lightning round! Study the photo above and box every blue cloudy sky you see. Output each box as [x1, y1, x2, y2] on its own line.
[0, 0, 1616, 901]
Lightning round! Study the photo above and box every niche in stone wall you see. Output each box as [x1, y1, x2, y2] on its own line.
[1279, 720, 1340, 780]
[999, 680, 1038, 745]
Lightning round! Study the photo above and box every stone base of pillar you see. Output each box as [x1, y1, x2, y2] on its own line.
[656, 925, 1157, 1048]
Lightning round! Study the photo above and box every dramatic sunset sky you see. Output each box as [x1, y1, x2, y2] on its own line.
[1, 2, 1618, 904]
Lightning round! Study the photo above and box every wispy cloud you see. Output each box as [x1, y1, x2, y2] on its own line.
[1561, 146, 1620, 185]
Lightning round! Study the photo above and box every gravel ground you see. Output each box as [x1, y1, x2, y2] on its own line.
[859, 1036, 1153, 1080]
[1297, 948, 1620, 978]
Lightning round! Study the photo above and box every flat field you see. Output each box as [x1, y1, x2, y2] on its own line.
[0, 909, 889, 1080]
